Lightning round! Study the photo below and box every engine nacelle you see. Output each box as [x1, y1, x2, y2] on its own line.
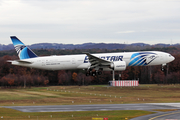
[110, 61, 126, 71]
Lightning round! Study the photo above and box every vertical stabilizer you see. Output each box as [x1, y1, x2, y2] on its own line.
[10, 36, 37, 60]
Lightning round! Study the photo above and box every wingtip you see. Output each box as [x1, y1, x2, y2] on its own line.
[82, 52, 90, 54]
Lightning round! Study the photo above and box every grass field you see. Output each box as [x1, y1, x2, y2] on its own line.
[0, 84, 180, 106]
[0, 84, 180, 119]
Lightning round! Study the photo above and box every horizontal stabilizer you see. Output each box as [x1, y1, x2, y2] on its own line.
[7, 60, 32, 64]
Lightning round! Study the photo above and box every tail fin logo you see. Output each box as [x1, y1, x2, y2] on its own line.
[15, 45, 26, 56]
[10, 36, 37, 60]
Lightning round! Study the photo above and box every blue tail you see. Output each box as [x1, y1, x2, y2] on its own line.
[10, 36, 37, 60]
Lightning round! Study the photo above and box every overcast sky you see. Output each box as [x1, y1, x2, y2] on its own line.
[0, 0, 180, 45]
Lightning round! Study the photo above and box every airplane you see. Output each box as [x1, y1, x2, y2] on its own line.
[8, 36, 175, 80]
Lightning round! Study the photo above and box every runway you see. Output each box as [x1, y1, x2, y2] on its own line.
[131, 110, 180, 120]
[2, 103, 180, 119]
[2, 103, 180, 112]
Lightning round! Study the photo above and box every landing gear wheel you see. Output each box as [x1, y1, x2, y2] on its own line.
[86, 72, 90, 76]
[98, 71, 102, 75]
[86, 69, 102, 76]
[92, 72, 96, 76]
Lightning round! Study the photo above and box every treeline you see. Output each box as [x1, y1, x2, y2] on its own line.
[0, 47, 180, 87]
[0, 46, 177, 57]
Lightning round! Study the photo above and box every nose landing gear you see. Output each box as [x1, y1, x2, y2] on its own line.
[162, 63, 166, 71]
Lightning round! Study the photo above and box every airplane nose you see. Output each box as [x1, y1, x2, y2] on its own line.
[167, 54, 175, 63]
[169, 55, 175, 62]
[172, 56, 175, 61]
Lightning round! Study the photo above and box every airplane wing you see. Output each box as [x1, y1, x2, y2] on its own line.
[83, 52, 111, 68]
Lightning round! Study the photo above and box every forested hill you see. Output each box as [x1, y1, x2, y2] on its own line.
[0, 42, 179, 51]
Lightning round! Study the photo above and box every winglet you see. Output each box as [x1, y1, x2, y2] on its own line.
[10, 36, 38, 60]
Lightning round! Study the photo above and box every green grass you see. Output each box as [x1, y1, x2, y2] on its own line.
[0, 84, 180, 106]
[0, 108, 154, 120]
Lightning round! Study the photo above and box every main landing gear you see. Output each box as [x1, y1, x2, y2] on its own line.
[86, 69, 102, 76]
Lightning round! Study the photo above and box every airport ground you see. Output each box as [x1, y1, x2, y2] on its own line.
[0, 84, 180, 119]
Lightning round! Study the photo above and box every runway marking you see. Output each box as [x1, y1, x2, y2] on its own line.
[149, 111, 180, 120]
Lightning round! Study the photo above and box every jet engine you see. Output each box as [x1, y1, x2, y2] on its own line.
[110, 61, 126, 71]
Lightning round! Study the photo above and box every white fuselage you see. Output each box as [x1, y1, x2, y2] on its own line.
[11, 51, 174, 71]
